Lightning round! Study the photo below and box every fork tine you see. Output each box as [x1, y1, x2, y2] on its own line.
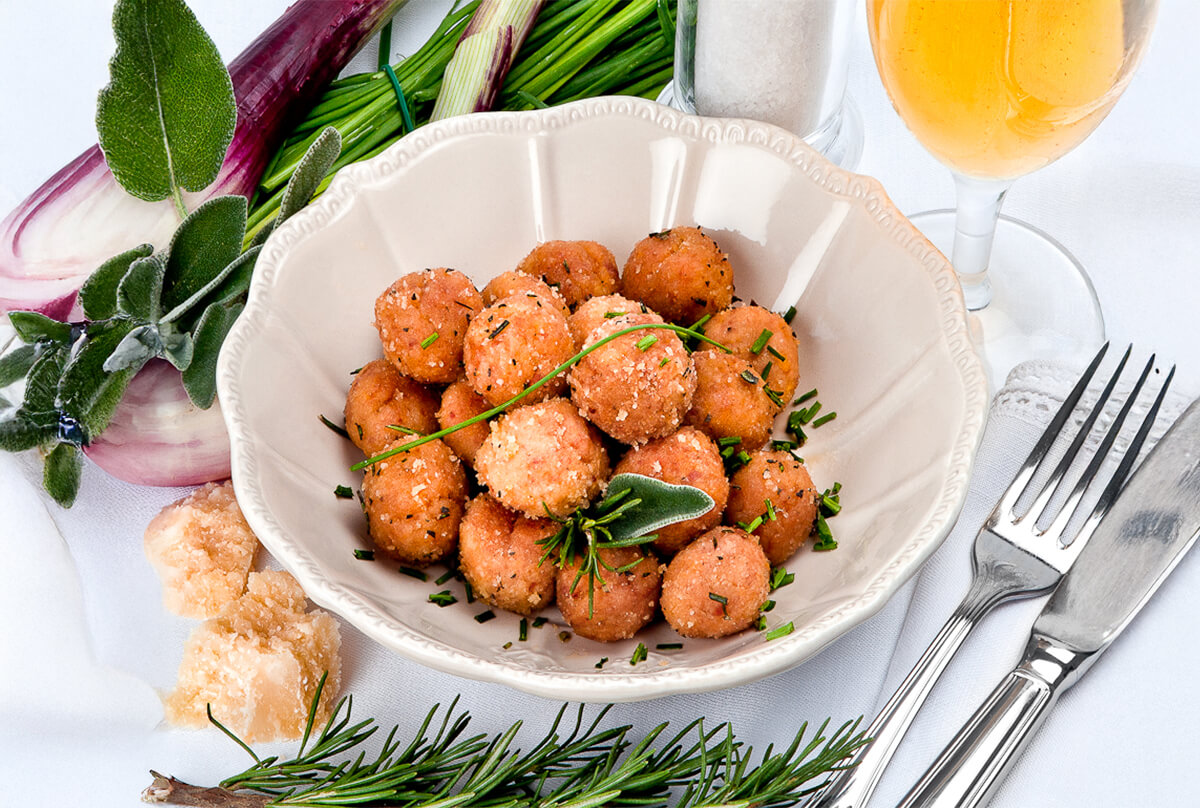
[996, 343, 1110, 518]
[1063, 363, 1176, 548]
[1039, 353, 1159, 539]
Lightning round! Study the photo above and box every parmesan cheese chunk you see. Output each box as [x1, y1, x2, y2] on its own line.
[165, 570, 342, 743]
[144, 481, 259, 618]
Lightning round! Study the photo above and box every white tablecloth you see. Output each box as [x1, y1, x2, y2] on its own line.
[1, 1, 1198, 805]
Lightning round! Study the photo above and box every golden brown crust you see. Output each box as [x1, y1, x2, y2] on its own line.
[374, 268, 483, 384]
[567, 294, 648, 349]
[556, 547, 661, 642]
[436, 378, 492, 467]
[458, 495, 557, 615]
[463, 292, 575, 408]
[699, 305, 801, 406]
[516, 240, 620, 308]
[660, 527, 770, 639]
[726, 450, 819, 566]
[621, 227, 733, 324]
[482, 270, 572, 321]
[344, 359, 440, 456]
[684, 351, 776, 450]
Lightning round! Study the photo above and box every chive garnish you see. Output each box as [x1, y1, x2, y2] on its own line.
[532, 616, 548, 628]
[558, 630, 572, 642]
[350, 365, 364, 375]
[636, 334, 658, 351]
[794, 388, 818, 405]
[464, 580, 475, 603]
[739, 369, 759, 385]
[688, 313, 712, 332]
[764, 622, 795, 641]
[764, 498, 776, 521]
[595, 657, 608, 669]
[767, 345, 786, 362]
[813, 412, 837, 428]
[603, 311, 623, 319]
[385, 424, 422, 435]
[659, 356, 671, 367]
[783, 305, 797, 324]
[770, 567, 795, 591]
[761, 599, 776, 612]
[631, 642, 648, 665]
[813, 513, 838, 551]
[756, 615, 768, 631]
[771, 439, 798, 451]
[750, 329, 772, 354]
[708, 592, 728, 615]
[761, 360, 773, 380]
[656, 643, 683, 651]
[320, 414, 350, 439]
[434, 569, 456, 586]
[503, 641, 513, 649]
[429, 591, 457, 607]
[399, 566, 427, 581]
[420, 332, 439, 349]
[718, 436, 742, 447]
[737, 515, 763, 534]
[475, 610, 496, 623]
[334, 485, 354, 499]
[802, 402, 822, 423]
[736, 450, 752, 465]
[519, 618, 528, 641]
[353, 549, 375, 561]
[763, 386, 784, 408]
[488, 319, 510, 339]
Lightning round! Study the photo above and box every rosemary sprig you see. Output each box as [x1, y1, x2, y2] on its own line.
[144, 680, 867, 808]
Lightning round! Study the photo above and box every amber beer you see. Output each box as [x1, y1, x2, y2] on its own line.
[867, 0, 1147, 180]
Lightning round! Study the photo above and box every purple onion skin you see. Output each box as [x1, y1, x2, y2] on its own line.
[0, 0, 406, 319]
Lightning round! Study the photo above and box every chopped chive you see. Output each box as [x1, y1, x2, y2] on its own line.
[419, 332, 439, 349]
[385, 424, 422, 435]
[603, 311, 623, 319]
[595, 657, 608, 669]
[813, 412, 838, 428]
[708, 592, 728, 615]
[761, 360, 773, 380]
[319, 414, 350, 439]
[688, 313, 713, 332]
[764, 622, 795, 641]
[813, 513, 838, 551]
[656, 643, 683, 651]
[434, 569, 456, 586]
[488, 319, 510, 339]
[659, 356, 671, 367]
[636, 334, 658, 351]
[736, 450, 752, 465]
[631, 642, 648, 665]
[750, 329, 773, 354]
[756, 615, 768, 631]
[519, 618, 528, 641]
[475, 610, 496, 624]
[739, 369, 759, 384]
[334, 485, 354, 499]
[350, 365, 364, 375]
[503, 641, 513, 649]
[353, 549, 375, 561]
[399, 566, 428, 581]
[454, 299, 475, 310]
[794, 388, 818, 405]
[737, 515, 763, 534]
[428, 591, 457, 607]
[770, 567, 795, 591]
[771, 439, 798, 451]
[558, 630, 572, 642]
[764, 498, 776, 521]
[763, 386, 784, 408]
[783, 305, 797, 324]
[532, 616, 548, 628]
[718, 436, 742, 447]
[767, 345, 787, 362]
[821, 495, 842, 516]
[761, 599, 776, 612]
[464, 580, 475, 603]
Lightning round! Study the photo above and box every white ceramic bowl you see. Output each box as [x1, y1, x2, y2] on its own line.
[217, 97, 987, 702]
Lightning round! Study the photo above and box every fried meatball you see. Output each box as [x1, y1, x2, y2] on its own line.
[436, 379, 491, 466]
[726, 450, 819, 566]
[556, 547, 661, 642]
[684, 351, 776, 450]
[516, 240, 620, 308]
[622, 227, 733, 324]
[361, 437, 467, 565]
[463, 292, 575, 408]
[344, 359, 440, 456]
[569, 313, 696, 445]
[481, 270, 571, 321]
[660, 527, 770, 638]
[474, 398, 609, 518]
[374, 268, 483, 384]
[700, 305, 801, 406]
[614, 427, 729, 555]
[458, 495, 557, 615]
[567, 294, 649, 349]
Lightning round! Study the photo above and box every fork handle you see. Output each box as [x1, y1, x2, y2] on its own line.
[808, 575, 1014, 808]
[895, 637, 1088, 808]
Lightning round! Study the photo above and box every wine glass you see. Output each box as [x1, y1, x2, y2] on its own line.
[867, 0, 1159, 390]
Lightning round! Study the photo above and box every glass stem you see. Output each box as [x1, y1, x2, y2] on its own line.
[951, 174, 1012, 311]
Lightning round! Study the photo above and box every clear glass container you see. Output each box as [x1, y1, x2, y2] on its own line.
[673, 0, 862, 169]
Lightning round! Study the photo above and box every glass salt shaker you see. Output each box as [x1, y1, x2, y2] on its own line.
[671, 0, 863, 170]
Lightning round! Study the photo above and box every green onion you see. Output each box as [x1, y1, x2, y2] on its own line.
[420, 332, 439, 349]
[764, 622, 795, 641]
[813, 513, 838, 551]
[353, 549, 375, 561]
[750, 329, 772, 354]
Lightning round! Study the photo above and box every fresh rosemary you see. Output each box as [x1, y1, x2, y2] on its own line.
[143, 676, 867, 808]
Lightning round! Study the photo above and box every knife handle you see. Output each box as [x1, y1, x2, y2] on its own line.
[896, 637, 1089, 808]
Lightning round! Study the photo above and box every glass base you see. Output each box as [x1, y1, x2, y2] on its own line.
[654, 82, 864, 172]
[910, 210, 1106, 395]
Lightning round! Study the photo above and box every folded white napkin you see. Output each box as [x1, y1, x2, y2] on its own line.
[1, 358, 1195, 807]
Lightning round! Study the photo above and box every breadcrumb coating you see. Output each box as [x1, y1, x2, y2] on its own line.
[726, 450, 819, 565]
[660, 527, 769, 639]
[374, 268, 482, 384]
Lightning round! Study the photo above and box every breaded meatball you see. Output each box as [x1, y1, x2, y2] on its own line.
[481, 270, 572, 321]
[374, 268, 483, 384]
[684, 351, 776, 450]
[436, 379, 491, 466]
[660, 527, 770, 638]
[361, 437, 467, 565]
[569, 313, 696, 445]
[726, 450, 819, 566]
[556, 547, 661, 642]
[700, 305, 801, 406]
[622, 227, 733, 324]
[458, 495, 557, 615]
[614, 427, 729, 555]
[567, 294, 649, 349]
[516, 240, 620, 308]
[344, 359, 440, 456]
[474, 398, 609, 518]
[463, 292, 575, 408]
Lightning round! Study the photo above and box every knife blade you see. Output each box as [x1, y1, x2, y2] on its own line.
[897, 396, 1200, 808]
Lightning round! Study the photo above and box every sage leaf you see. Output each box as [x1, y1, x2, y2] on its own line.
[279, 128, 342, 225]
[600, 473, 715, 543]
[20, 345, 67, 421]
[161, 242, 258, 325]
[0, 416, 47, 452]
[44, 442, 83, 508]
[116, 254, 167, 321]
[9, 311, 73, 345]
[58, 319, 143, 441]
[79, 243, 154, 320]
[0, 345, 37, 388]
[105, 324, 162, 373]
[160, 329, 194, 371]
[95, 0, 236, 203]
[162, 195, 247, 314]
[182, 300, 243, 407]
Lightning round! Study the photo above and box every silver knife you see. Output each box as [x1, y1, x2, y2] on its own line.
[896, 396, 1200, 808]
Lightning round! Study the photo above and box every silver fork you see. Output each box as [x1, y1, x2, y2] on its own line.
[807, 343, 1174, 808]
